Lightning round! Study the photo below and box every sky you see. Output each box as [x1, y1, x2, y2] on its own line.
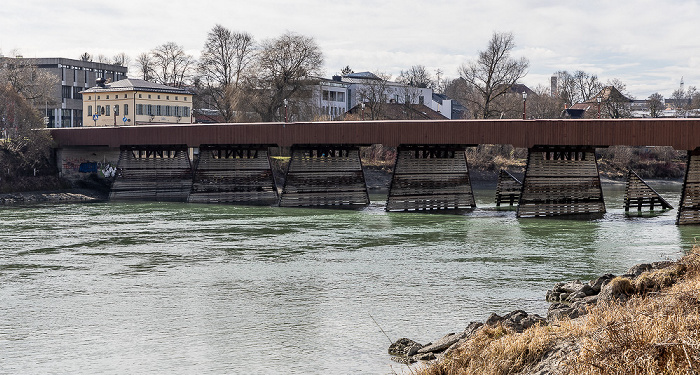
[2, 0, 699, 99]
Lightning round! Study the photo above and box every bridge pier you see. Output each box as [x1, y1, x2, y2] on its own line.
[110, 145, 193, 202]
[517, 146, 605, 218]
[188, 145, 278, 205]
[386, 145, 475, 211]
[677, 149, 700, 224]
[279, 145, 369, 208]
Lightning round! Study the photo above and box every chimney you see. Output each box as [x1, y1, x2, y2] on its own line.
[332, 75, 341, 82]
[550, 76, 557, 96]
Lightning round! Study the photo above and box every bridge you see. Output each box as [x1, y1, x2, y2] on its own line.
[48, 118, 700, 224]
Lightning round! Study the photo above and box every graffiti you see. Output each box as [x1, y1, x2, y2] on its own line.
[99, 164, 117, 178]
[79, 162, 98, 173]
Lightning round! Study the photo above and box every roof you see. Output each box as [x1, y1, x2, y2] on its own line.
[343, 72, 381, 80]
[81, 78, 194, 95]
[345, 103, 448, 120]
[586, 86, 633, 103]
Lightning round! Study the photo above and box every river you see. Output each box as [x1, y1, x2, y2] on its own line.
[1, 182, 698, 374]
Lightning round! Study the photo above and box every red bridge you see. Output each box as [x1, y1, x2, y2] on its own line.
[48, 119, 700, 224]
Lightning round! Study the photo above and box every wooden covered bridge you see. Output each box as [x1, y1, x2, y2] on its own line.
[48, 118, 700, 224]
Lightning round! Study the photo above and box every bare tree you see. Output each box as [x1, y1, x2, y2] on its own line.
[554, 70, 602, 106]
[112, 52, 131, 67]
[79, 52, 92, 62]
[647, 93, 665, 118]
[96, 54, 110, 63]
[458, 31, 529, 119]
[397, 65, 433, 88]
[601, 79, 633, 119]
[355, 72, 394, 120]
[134, 52, 155, 81]
[528, 85, 564, 119]
[245, 32, 323, 122]
[0, 57, 59, 106]
[670, 86, 690, 117]
[340, 65, 353, 76]
[150, 42, 196, 87]
[198, 24, 255, 122]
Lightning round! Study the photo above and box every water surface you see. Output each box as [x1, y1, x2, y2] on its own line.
[1, 182, 698, 374]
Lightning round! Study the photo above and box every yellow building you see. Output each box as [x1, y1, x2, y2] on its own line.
[81, 78, 194, 126]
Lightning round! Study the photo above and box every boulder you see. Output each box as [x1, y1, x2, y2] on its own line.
[388, 338, 423, 356]
[598, 276, 635, 302]
[485, 310, 546, 333]
[418, 331, 467, 354]
[588, 273, 615, 294]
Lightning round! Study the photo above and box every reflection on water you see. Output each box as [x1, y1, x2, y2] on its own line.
[1, 181, 699, 374]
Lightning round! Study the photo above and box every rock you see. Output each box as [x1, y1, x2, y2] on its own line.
[485, 310, 546, 333]
[598, 276, 635, 302]
[414, 352, 436, 361]
[405, 343, 422, 356]
[589, 273, 615, 294]
[388, 338, 423, 356]
[418, 332, 467, 354]
[444, 322, 484, 356]
[626, 263, 653, 277]
[547, 302, 586, 321]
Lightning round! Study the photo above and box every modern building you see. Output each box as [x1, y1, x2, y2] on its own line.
[0, 57, 129, 128]
[81, 78, 194, 126]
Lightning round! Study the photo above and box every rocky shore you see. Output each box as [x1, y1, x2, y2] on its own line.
[388, 259, 679, 369]
[0, 189, 107, 205]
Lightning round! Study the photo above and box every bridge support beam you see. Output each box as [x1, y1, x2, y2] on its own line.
[279, 145, 369, 208]
[110, 145, 192, 202]
[188, 145, 278, 205]
[624, 169, 672, 212]
[386, 145, 475, 211]
[495, 169, 522, 207]
[517, 146, 605, 218]
[677, 149, 700, 224]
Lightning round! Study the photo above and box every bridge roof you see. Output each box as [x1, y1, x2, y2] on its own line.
[47, 118, 700, 150]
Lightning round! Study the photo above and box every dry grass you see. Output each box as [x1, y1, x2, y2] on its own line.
[418, 246, 700, 375]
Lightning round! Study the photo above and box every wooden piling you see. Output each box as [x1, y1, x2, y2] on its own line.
[677, 149, 700, 224]
[279, 145, 369, 208]
[517, 146, 605, 218]
[386, 145, 476, 211]
[495, 169, 522, 207]
[109, 145, 192, 202]
[624, 169, 672, 212]
[188, 145, 278, 205]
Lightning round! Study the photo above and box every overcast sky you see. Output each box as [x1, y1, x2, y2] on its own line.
[2, 0, 699, 98]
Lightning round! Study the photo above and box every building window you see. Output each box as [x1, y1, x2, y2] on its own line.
[88, 105, 92, 116]
[175, 96, 178, 100]
[183, 107, 190, 117]
[139, 94, 142, 98]
[148, 94, 151, 99]
[88, 95, 91, 100]
[157, 95, 161, 99]
[136, 104, 144, 115]
[97, 96, 100, 100]
[337, 92, 345, 102]
[146, 104, 153, 116]
[97, 105, 103, 115]
[73, 87, 82, 100]
[184, 97, 187, 101]
[166, 96, 169, 100]
[322, 90, 329, 101]
[165, 105, 171, 116]
[156, 105, 162, 116]
[62, 85, 72, 99]
[124, 104, 129, 116]
[106, 105, 111, 116]
[419, 96, 424, 105]
[114, 105, 119, 116]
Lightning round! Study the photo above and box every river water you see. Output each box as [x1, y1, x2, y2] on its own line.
[1, 182, 699, 374]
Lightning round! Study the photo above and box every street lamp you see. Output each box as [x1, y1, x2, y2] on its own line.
[284, 99, 288, 123]
[522, 91, 527, 120]
[597, 96, 602, 119]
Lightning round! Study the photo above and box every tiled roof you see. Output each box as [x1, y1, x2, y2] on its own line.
[345, 103, 447, 120]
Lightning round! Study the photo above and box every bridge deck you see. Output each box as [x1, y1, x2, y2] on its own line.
[48, 118, 700, 150]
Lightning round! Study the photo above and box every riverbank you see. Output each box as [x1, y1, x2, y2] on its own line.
[394, 245, 700, 374]
[0, 189, 107, 205]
